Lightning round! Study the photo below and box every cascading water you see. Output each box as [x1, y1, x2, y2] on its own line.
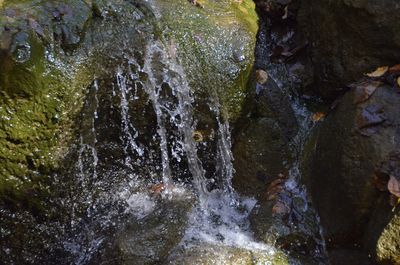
[114, 41, 273, 254]
[40, 19, 328, 265]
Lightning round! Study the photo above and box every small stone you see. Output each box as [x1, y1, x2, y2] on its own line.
[256, 69, 268, 85]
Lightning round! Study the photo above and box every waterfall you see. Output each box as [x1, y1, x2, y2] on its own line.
[62, 38, 274, 265]
[110, 40, 272, 252]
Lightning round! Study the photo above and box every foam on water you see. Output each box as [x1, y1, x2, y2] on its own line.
[112, 40, 274, 257]
[182, 191, 274, 253]
[124, 192, 156, 219]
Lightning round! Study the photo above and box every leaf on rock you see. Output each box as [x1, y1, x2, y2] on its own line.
[389, 64, 400, 74]
[264, 173, 287, 201]
[353, 81, 381, 104]
[366, 66, 389, 78]
[272, 201, 290, 215]
[388, 176, 400, 198]
[149, 183, 166, 195]
[256, 69, 268, 85]
[311, 112, 325, 122]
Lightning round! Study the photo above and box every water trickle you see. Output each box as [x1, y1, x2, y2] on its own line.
[116, 69, 144, 170]
[112, 40, 272, 255]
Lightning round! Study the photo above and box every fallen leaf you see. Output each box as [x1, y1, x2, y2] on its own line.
[397, 77, 400, 87]
[389, 64, 400, 74]
[256, 69, 268, 85]
[149, 183, 166, 195]
[266, 185, 284, 201]
[272, 201, 290, 215]
[311, 112, 325, 122]
[268, 178, 285, 189]
[282, 6, 288, 19]
[388, 175, 400, 198]
[353, 81, 381, 104]
[264, 174, 287, 201]
[366, 66, 389, 78]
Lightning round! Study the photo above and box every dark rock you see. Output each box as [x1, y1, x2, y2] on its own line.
[249, 177, 327, 264]
[233, 70, 298, 197]
[112, 194, 195, 265]
[298, 0, 400, 99]
[0, 0, 259, 263]
[303, 79, 400, 263]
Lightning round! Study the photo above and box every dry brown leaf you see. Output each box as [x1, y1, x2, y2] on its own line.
[268, 178, 285, 189]
[282, 6, 288, 19]
[388, 176, 400, 198]
[389, 64, 400, 74]
[149, 183, 165, 194]
[266, 185, 283, 201]
[366, 66, 389, 78]
[256, 69, 268, 85]
[353, 81, 381, 104]
[312, 112, 325, 122]
[272, 201, 290, 215]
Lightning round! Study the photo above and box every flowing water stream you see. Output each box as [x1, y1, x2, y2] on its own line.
[0, 3, 329, 263]
[57, 31, 328, 263]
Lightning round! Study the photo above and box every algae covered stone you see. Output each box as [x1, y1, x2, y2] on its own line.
[0, 0, 258, 205]
[153, 0, 258, 121]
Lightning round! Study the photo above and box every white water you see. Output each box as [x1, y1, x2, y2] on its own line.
[113, 40, 274, 256]
[65, 35, 329, 263]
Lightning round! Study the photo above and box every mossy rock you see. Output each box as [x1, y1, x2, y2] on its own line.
[153, 0, 258, 121]
[0, 0, 259, 263]
[0, 0, 258, 208]
[376, 211, 400, 264]
[0, 0, 95, 207]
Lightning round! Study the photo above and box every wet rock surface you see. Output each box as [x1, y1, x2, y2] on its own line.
[233, 2, 328, 264]
[0, 0, 259, 263]
[104, 193, 195, 265]
[303, 79, 400, 263]
[298, 0, 400, 99]
[2, 0, 400, 264]
[166, 244, 290, 265]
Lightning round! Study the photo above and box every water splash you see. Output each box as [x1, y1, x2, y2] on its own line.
[116, 69, 144, 171]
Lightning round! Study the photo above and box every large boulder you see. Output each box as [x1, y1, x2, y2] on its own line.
[303, 77, 400, 264]
[0, 0, 258, 201]
[233, 72, 298, 197]
[298, 0, 400, 99]
[0, 0, 259, 263]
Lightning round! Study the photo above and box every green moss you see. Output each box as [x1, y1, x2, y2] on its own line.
[376, 212, 400, 264]
[154, 0, 258, 121]
[0, 0, 95, 207]
[0, 0, 258, 210]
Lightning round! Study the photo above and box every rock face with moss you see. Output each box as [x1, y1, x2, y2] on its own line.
[0, 0, 258, 263]
[0, 0, 257, 196]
